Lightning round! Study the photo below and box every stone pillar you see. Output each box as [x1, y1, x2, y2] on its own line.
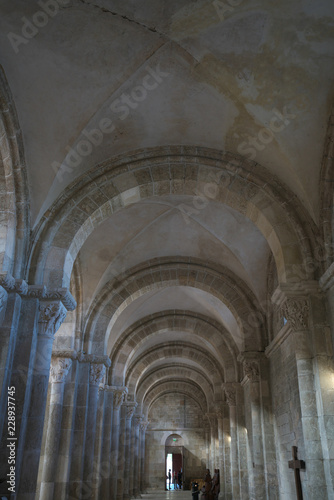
[123, 401, 137, 500]
[206, 413, 217, 471]
[239, 354, 266, 500]
[132, 415, 142, 498]
[139, 420, 149, 493]
[91, 384, 105, 500]
[99, 386, 114, 499]
[68, 358, 90, 499]
[222, 403, 232, 500]
[38, 357, 72, 499]
[110, 387, 127, 500]
[223, 383, 240, 499]
[53, 350, 79, 500]
[0, 282, 13, 437]
[18, 299, 70, 500]
[82, 362, 107, 499]
[216, 406, 224, 496]
[273, 283, 334, 499]
[204, 419, 210, 469]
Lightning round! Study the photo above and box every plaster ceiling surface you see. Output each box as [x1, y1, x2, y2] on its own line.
[0, 0, 333, 223]
[78, 196, 271, 309]
[106, 286, 241, 355]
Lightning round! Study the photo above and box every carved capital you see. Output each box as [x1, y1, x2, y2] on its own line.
[26, 285, 46, 299]
[214, 404, 225, 420]
[50, 357, 72, 383]
[140, 420, 149, 432]
[133, 415, 142, 428]
[90, 363, 106, 386]
[77, 352, 111, 367]
[38, 301, 67, 338]
[45, 287, 77, 311]
[0, 273, 15, 291]
[223, 383, 237, 406]
[124, 402, 137, 421]
[243, 361, 260, 382]
[52, 349, 77, 360]
[282, 298, 309, 331]
[113, 387, 128, 410]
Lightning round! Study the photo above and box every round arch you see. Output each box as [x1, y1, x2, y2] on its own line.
[85, 258, 266, 354]
[125, 341, 225, 397]
[135, 366, 215, 412]
[28, 146, 316, 288]
[110, 310, 239, 385]
[0, 67, 29, 278]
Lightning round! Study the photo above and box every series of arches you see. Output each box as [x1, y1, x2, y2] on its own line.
[1, 67, 334, 497]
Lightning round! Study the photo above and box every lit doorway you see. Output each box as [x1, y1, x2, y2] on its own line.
[165, 434, 184, 490]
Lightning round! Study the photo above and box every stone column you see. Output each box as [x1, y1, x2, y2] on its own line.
[53, 350, 79, 500]
[139, 420, 149, 493]
[0, 282, 13, 437]
[204, 419, 210, 469]
[239, 354, 266, 500]
[110, 387, 127, 500]
[18, 298, 70, 500]
[82, 362, 107, 499]
[99, 386, 114, 499]
[273, 284, 334, 499]
[132, 415, 142, 498]
[206, 413, 217, 471]
[38, 357, 72, 499]
[68, 358, 90, 499]
[223, 383, 240, 499]
[216, 406, 224, 496]
[123, 401, 137, 500]
[221, 403, 232, 500]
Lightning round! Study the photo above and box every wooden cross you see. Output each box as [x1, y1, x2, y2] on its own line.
[288, 446, 305, 500]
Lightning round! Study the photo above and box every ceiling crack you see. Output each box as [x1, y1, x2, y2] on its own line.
[76, 0, 167, 38]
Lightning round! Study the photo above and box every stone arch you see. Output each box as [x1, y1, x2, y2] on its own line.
[160, 432, 189, 447]
[165, 434, 184, 447]
[143, 380, 208, 417]
[320, 104, 334, 271]
[135, 365, 215, 412]
[110, 310, 239, 385]
[28, 147, 316, 288]
[85, 258, 266, 354]
[0, 67, 29, 277]
[125, 341, 225, 397]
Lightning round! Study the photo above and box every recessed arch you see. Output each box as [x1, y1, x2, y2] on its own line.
[135, 366, 215, 413]
[110, 310, 239, 385]
[84, 257, 266, 354]
[28, 147, 316, 289]
[143, 380, 208, 417]
[125, 341, 225, 398]
[0, 66, 29, 277]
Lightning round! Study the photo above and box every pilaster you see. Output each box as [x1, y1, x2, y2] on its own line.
[272, 282, 333, 499]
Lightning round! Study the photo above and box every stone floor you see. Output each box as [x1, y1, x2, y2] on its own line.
[141, 491, 191, 499]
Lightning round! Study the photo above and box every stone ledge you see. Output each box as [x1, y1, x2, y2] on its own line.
[0, 273, 77, 310]
[265, 323, 292, 358]
[320, 262, 334, 292]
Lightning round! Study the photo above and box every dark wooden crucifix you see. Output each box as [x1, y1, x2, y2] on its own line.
[288, 446, 305, 500]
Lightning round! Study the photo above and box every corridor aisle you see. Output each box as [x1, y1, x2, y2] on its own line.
[141, 491, 191, 499]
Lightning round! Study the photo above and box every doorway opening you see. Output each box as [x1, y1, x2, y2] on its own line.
[165, 434, 184, 490]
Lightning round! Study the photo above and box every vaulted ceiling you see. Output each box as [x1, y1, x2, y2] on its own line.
[1, 0, 333, 414]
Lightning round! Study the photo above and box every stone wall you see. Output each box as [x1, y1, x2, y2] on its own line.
[270, 333, 305, 499]
[145, 394, 206, 490]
